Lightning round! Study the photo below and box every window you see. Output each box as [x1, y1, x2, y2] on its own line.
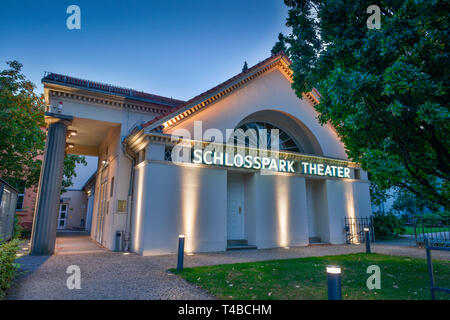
[110, 177, 114, 197]
[16, 194, 24, 210]
[164, 146, 173, 161]
[232, 122, 302, 153]
[354, 169, 361, 180]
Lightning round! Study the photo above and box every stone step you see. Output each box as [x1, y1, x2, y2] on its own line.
[309, 237, 322, 244]
[227, 239, 248, 246]
[227, 244, 258, 251]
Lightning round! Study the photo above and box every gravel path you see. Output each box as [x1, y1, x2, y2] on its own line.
[7, 240, 449, 300]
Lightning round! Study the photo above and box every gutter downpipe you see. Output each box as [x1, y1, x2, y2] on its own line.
[121, 125, 143, 252]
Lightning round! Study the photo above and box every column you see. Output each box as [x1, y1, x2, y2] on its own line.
[30, 119, 69, 255]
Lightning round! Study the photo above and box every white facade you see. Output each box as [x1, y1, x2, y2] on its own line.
[43, 53, 372, 255]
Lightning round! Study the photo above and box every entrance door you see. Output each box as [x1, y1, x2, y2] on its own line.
[96, 181, 108, 244]
[227, 174, 245, 240]
[57, 204, 68, 230]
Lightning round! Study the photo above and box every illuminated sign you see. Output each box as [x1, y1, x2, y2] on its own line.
[192, 149, 351, 178]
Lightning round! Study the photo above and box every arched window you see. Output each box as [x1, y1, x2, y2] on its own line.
[232, 122, 302, 153]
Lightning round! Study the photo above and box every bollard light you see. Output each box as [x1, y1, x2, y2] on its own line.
[364, 227, 371, 254]
[177, 235, 185, 272]
[327, 265, 342, 300]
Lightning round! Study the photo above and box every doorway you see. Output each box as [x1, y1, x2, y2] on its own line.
[227, 174, 245, 240]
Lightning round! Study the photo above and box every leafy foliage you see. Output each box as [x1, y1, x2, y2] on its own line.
[271, 32, 289, 55]
[0, 61, 86, 191]
[373, 211, 406, 238]
[281, 0, 449, 209]
[0, 238, 20, 299]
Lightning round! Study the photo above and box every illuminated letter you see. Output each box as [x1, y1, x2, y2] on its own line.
[225, 153, 233, 166]
[193, 149, 203, 164]
[234, 154, 244, 167]
[203, 151, 213, 165]
[279, 160, 287, 172]
[261, 157, 271, 169]
[337, 167, 344, 178]
[213, 151, 223, 165]
[268, 159, 277, 171]
[317, 164, 324, 175]
[325, 165, 332, 176]
[244, 155, 253, 168]
[309, 163, 317, 175]
[301, 162, 309, 174]
[287, 161, 295, 173]
[331, 166, 338, 176]
[344, 167, 351, 178]
[253, 156, 261, 169]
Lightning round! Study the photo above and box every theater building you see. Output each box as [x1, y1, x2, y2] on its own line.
[32, 52, 371, 256]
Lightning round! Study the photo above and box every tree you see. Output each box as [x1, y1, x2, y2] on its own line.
[281, 0, 449, 209]
[271, 32, 289, 56]
[0, 60, 86, 192]
[242, 61, 249, 72]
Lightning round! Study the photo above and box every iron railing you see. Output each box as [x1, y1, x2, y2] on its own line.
[425, 237, 450, 300]
[344, 217, 375, 244]
[414, 217, 449, 247]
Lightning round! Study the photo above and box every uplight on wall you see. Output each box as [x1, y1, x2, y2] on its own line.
[67, 130, 77, 138]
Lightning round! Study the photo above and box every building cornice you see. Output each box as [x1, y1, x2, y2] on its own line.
[142, 53, 320, 133]
[127, 131, 359, 168]
[44, 82, 175, 115]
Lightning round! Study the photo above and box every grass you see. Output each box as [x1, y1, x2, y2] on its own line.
[402, 226, 450, 236]
[171, 253, 450, 300]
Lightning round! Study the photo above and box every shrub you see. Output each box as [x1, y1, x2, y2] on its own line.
[373, 211, 406, 239]
[0, 239, 20, 300]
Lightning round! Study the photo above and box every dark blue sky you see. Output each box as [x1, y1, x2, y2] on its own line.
[0, 0, 289, 100]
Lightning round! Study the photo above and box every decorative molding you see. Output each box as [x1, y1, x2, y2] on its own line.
[47, 89, 173, 115]
[146, 57, 319, 132]
[127, 131, 360, 168]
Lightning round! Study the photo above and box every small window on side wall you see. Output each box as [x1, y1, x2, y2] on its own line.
[16, 194, 24, 210]
[354, 169, 361, 180]
[110, 177, 114, 197]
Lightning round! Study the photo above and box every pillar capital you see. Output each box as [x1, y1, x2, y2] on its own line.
[44, 112, 73, 127]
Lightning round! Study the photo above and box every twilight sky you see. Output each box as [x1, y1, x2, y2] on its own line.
[0, 0, 289, 100]
[1, 0, 289, 189]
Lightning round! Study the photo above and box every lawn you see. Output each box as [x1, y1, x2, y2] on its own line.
[171, 253, 450, 300]
[403, 225, 450, 236]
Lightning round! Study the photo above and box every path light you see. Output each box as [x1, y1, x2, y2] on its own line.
[327, 265, 342, 300]
[177, 235, 185, 272]
[364, 227, 371, 254]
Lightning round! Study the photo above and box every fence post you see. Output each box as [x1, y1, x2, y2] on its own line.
[425, 238, 436, 300]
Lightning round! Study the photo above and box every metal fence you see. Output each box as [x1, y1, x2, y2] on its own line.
[0, 179, 19, 242]
[425, 237, 450, 299]
[344, 217, 375, 244]
[414, 217, 450, 247]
